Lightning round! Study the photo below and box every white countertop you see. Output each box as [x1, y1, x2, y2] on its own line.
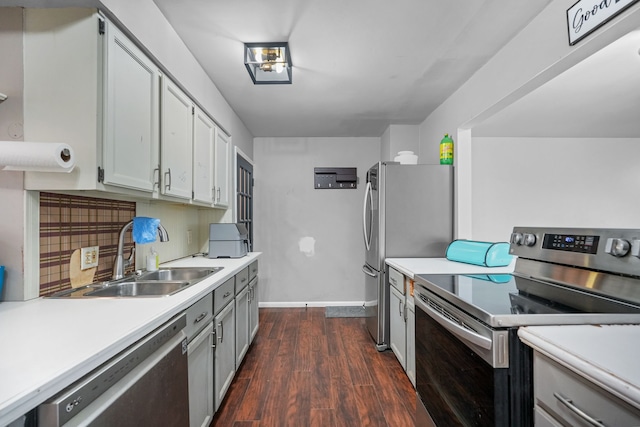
[385, 257, 516, 278]
[519, 324, 640, 410]
[0, 253, 260, 426]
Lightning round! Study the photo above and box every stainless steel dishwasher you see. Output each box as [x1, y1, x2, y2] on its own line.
[38, 314, 189, 426]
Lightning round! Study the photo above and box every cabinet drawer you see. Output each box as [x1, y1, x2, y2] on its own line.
[249, 260, 258, 281]
[534, 352, 640, 427]
[388, 267, 405, 294]
[214, 277, 235, 315]
[235, 267, 250, 294]
[185, 293, 213, 340]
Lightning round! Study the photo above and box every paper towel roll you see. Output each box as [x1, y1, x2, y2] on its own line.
[0, 141, 75, 173]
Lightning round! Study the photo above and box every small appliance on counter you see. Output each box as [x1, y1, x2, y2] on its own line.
[208, 223, 249, 258]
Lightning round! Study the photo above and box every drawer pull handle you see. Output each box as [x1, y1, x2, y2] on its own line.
[553, 393, 606, 427]
[223, 291, 231, 298]
[194, 312, 207, 323]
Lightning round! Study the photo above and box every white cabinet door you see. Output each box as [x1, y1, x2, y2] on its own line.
[213, 129, 230, 208]
[406, 296, 416, 387]
[389, 285, 406, 369]
[214, 301, 235, 411]
[161, 77, 193, 200]
[103, 20, 159, 192]
[249, 277, 259, 343]
[188, 322, 214, 427]
[192, 108, 215, 204]
[235, 286, 250, 368]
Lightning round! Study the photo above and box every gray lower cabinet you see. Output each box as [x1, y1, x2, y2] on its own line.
[534, 351, 640, 426]
[249, 276, 259, 342]
[405, 295, 416, 387]
[214, 298, 235, 411]
[188, 322, 214, 427]
[389, 284, 406, 369]
[235, 284, 250, 368]
[212, 262, 259, 413]
[186, 293, 214, 427]
[388, 266, 416, 386]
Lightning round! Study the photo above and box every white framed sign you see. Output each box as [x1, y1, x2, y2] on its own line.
[567, 0, 639, 45]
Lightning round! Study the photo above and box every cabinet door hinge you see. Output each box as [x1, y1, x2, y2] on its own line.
[192, 106, 195, 115]
[97, 167, 104, 183]
[98, 18, 105, 35]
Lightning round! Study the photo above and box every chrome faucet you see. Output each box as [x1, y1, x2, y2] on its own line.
[112, 220, 170, 280]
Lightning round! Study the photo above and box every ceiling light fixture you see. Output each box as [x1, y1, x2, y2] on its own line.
[244, 42, 292, 84]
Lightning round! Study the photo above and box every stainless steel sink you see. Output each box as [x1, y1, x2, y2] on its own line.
[84, 281, 191, 297]
[137, 267, 222, 282]
[48, 266, 224, 298]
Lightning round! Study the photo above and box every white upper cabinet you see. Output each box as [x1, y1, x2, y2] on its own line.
[102, 20, 160, 193]
[160, 77, 193, 200]
[192, 108, 215, 204]
[213, 129, 230, 208]
[22, 8, 231, 210]
[23, 9, 102, 191]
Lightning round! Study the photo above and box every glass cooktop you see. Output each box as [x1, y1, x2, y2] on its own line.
[414, 273, 640, 328]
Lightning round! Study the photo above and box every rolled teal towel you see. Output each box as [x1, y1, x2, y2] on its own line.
[132, 217, 161, 244]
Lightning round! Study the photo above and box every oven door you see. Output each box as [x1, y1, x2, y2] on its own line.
[414, 286, 532, 427]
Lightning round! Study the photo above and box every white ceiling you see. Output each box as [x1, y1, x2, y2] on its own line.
[152, 0, 552, 137]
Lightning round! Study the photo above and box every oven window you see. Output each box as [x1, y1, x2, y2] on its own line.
[416, 305, 509, 427]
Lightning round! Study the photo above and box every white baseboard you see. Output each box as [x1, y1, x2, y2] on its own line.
[258, 301, 365, 308]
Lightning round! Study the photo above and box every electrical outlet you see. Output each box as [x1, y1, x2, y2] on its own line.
[81, 246, 99, 270]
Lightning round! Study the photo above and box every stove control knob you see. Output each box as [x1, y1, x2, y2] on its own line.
[523, 233, 537, 247]
[510, 233, 523, 245]
[605, 238, 630, 257]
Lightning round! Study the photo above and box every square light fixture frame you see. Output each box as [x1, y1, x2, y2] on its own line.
[244, 42, 293, 85]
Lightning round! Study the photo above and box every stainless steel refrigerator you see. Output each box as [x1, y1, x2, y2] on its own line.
[362, 162, 453, 350]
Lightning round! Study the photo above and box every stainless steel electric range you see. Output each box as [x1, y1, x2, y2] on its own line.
[413, 227, 640, 427]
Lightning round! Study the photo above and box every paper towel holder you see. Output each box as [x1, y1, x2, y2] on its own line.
[60, 148, 71, 162]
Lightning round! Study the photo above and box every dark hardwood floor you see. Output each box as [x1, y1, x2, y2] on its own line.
[211, 307, 416, 427]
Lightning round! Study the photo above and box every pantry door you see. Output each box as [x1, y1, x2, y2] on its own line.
[236, 153, 254, 251]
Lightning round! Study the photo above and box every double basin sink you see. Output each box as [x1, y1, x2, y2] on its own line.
[50, 267, 224, 298]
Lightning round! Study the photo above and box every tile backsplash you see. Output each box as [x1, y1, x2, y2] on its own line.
[39, 192, 136, 297]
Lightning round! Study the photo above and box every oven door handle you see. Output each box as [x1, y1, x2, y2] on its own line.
[416, 296, 492, 350]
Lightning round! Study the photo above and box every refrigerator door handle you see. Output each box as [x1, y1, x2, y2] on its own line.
[362, 181, 373, 251]
[362, 264, 378, 278]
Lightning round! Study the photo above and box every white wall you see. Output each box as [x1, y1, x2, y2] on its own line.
[254, 137, 380, 306]
[418, 0, 640, 239]
[380, 124, 420, 162]
[470, 137, 640, 241]
[0, 8, 27, 301]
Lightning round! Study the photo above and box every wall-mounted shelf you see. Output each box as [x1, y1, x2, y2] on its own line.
[314, 167, 357, 189]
